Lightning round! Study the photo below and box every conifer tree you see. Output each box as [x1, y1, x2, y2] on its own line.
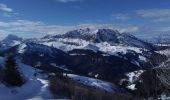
[3, 55, 24, 86]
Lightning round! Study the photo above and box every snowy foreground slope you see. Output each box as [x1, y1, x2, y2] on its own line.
[0, 57, 125, 99]
[0, 57, 52, 100]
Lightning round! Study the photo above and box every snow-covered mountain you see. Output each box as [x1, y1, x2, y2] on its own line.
[41, 28, 156, 52]
[1, 34, 22, 47]
[0, 34, 22, 51]
[38, 28, 159, 67]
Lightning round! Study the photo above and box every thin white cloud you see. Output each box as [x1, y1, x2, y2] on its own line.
[55, 0, 83, 3]
[2, 12, 19, 17]
[136, 9, 170, 18]
[0, 20, 140, 39]
[1, 19, 168, 40]
[0, 3, 13, 12]
[153, 17, 170, 22]
[112, 14, 130, 20]
[136, 9, 170, 22]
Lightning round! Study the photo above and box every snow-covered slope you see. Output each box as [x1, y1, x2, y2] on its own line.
[67, 74, 126, 93]
[157, 48, 170, 57]
[119, 70, 145, 90]
[0, 57, 52, 100]
[0, 56, 129, 99]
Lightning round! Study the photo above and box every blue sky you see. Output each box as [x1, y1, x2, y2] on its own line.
[0, 0, 170, 40]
